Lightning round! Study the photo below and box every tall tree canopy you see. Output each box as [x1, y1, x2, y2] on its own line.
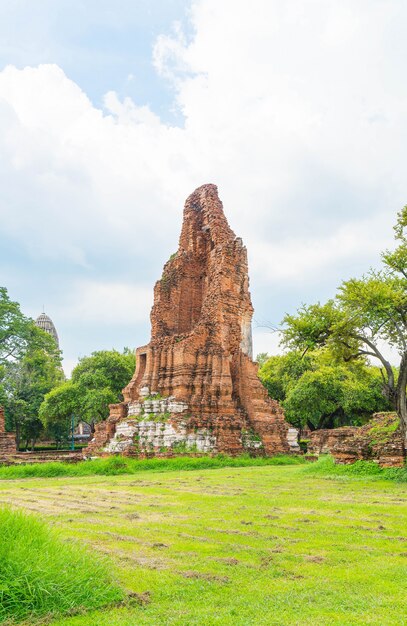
[0, 287, 56, 364]
[0, 287, 62, 447]
[2, 348, 64, 448]
[280, 206, 407, 441]
[39, 349, 135, 439]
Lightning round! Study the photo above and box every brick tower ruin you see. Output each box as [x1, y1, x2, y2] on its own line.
[86, 184, 296, 457]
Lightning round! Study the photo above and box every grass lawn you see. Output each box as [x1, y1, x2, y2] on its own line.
[1, 465, 406, 625]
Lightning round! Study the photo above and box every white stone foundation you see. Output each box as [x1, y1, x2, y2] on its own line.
[105, 418, 216, 455]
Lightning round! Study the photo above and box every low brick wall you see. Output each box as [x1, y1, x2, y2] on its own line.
[308, 413, 405, 467]
[3, 450, 83, 465]
[0, 407, 16, 461]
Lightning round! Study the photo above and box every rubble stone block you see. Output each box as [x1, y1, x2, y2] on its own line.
[308, 412, 405, 467]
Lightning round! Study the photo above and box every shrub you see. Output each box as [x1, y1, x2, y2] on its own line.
[303, 454, 407, 482]
[299, 439, 310, 453]
[367, 415, 399, 445]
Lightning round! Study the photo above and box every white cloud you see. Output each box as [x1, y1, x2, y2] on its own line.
[1, 0, 406, 369]
[57, 280, 153, 325]
[249, 211, 394, 283]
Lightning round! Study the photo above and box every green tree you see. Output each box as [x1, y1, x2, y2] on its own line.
[281, 205, 407, 441]
[283, 363, 388, 430]
[2, 348, 64, 448]
[0, 287, 56, 364]
[39, 382, 79, 448]
[255, 352, 270, 368]
[258, 351, 314, 402]
[71, 349, 135, 399]
[39, 349, 135, 440]
[0, 287, 61, 445]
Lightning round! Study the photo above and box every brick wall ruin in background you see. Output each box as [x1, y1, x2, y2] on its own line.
[85, 184, 298, 458]
[308, 412, 405, 467]
[0, 407, 16, 460]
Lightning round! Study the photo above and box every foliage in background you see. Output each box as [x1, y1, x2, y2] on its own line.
[258, 351, 313, 403]
[255, 352, 270, 368]
[0, 507, 123, 623]
[40, 349, 135, 439]
[258, 350, 390, 430]
[0, 287, 63, 446]
[0, 287, 57, 364]
[2, 348, 64, 448]
[279, 205, 407, 437]
[39, 381, 80, 447]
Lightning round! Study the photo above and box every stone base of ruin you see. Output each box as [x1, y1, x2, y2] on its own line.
[308, 413, 405, 468]
[85, 400, 300, 459]
[0, 407, 16, 462]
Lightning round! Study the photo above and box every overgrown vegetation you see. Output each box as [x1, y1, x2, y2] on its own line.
[3, 452, 406, 484]
[303, 454, 407, 482]
[0, 507, 123, 623]
[142, 392, 164, 401]
[367, 413, 400, 445]
[0, 454, 306, 480]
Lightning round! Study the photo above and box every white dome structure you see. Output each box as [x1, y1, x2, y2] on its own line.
[35, 312, 59, 348]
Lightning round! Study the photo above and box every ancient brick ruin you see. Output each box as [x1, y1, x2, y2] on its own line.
[308, 413, 405, 467]
[86, 184, 297, 457]
[0, 407, 16, 460]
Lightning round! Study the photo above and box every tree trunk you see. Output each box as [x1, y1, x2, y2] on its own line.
[396, 352, 407, 449]
[15, 423, 20, 451]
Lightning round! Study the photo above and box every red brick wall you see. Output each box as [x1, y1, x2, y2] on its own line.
[309, 413, 405, 467]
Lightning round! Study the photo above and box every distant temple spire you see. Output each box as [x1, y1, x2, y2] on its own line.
[35, 312, 59, 348]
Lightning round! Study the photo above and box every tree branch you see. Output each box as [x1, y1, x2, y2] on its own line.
[388, 315, 407, 350]
[353, 333, 395, 391]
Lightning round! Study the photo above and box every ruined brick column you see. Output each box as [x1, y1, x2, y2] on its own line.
[87, 184, 294, 457]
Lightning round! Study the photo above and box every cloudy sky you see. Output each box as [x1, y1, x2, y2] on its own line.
[0, 0, 406, 374]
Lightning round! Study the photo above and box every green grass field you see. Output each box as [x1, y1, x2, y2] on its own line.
[1, 463, 406, 625]
[0, 508, 123, 623]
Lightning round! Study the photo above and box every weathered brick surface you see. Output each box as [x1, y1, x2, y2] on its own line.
[84, 403, 126, 456]
[308, 413, 405, 467]
[0, 407, 16, 460]
[86, 184, 294, 457]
